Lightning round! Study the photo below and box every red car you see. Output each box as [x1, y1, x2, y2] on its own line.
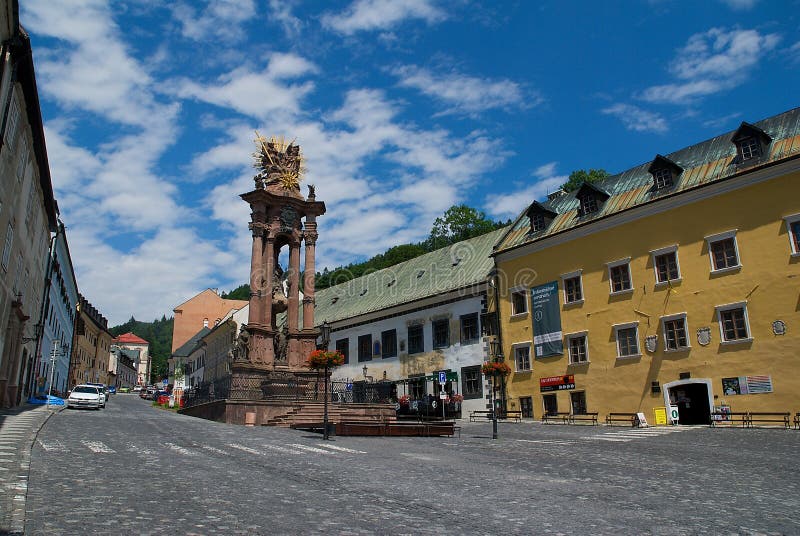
[156, 392, 171, 405]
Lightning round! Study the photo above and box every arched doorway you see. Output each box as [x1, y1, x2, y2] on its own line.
[662, 378, 713, 425]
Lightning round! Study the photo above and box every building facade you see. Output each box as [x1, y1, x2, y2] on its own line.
[171, 289, 247, 353]
[109, 345, 138, 389]
[493, 108, 800, 424]
[201, 304, 247, 385]
[113, 332, 150, 386]
[315, 228, 507, 416]
[31, 220, 78, 397]
[69, 295, 112, 387]
[0, 9, 58, 407]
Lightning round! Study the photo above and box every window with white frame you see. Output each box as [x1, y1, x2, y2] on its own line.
[1, 222, 12, 271]
[578, 192, 599, 216]
[715, 302, 751, 343]
[705, 230, 740, 272]
[737, 136, 761, 162]
[784, 214, 800, 256]
[652, 167, 673, 190]
[565, 331, 588, 364]
[660, 313, 689, 351]
[530, 212, 546, 233]
[607, 258, 632, 294]
[614, 322, 640, 358]
[650, 245, 680, 284]
[561, 270, 583, 304]
[16, 136, 28, 182]
[4, 97, 19, 148]
[513, 344, 531, 372]
[511, 288, 528, 315]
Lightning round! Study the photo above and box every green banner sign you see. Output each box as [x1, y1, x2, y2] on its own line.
[531, 281, 563, 357]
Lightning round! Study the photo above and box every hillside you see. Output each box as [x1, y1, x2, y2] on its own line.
[110, 315, 173, 382]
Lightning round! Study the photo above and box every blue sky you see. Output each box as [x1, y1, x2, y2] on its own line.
[21, 0, 800, 326]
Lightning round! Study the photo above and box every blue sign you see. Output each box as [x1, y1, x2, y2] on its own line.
[531, 281, 563, 358]
[438, 371, 446, 384]
[163, 379, 168, 386]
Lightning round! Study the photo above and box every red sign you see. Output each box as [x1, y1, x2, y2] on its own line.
[539, 375, 575, 392]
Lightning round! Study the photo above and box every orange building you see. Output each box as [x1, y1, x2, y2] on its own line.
[172, 289, 247, 352]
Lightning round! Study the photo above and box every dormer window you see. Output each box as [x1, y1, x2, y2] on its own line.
[526, 202, 558, 234]
[574, 182, 610, 218]
[578, 193, 598, 216]
[731, 122, 771, 167]
[648, 155, 682, 191]
[653, 168, 673, 189]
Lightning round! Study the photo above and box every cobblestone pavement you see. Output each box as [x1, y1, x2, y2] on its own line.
[0, 403, 61, 535]
[20, 396, 800, 535]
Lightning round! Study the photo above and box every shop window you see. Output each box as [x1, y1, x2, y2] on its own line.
[651, 245, 681, 284]
[570, 391, 587, 415]
[409, 376, 425, 399]
[460, 313, 479, 345]
[432, 319, 449, 349]
[520, 396, 533, 418]
[566, 332, 588, 364]
[513, 344, 531, 372]
[661, 313, 689, 351]
[335, 338, 349, 364]
[705, 230, 741, 273]
[407, 325, 424, 354]
[357, 334, 372, 362]
[542, 394, 558, 416]
[607, 258, 632, 294]
[461, 365, 482, 399]
[381, 329, 397, 358]
[614, 322, 640, 358]
[561, 270, 583, 304]
[511, 289, 528, 316]
[715, 302, 751, 344]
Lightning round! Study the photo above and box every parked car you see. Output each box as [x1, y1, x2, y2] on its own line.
[87, 383, 108, 407]
[156, 392, 171, 405]
[108, 385, 117, 395]
[118, 387, 131, 393]
[67, 385, 103, 410]
[132, 385, 143, 393]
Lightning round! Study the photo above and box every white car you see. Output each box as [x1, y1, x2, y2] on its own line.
[67, 385, 103, 410]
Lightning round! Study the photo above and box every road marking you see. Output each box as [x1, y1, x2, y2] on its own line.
[228, 443, 263, 456]
[315, 444, 366, 454]
[165, 443, 196, 456]
[288, 444, 335, 455]
[81, 440, 115, 453]
[201, 445, 227, 455]
[37, 439, 68, 452]
[516, 439, 576, 445]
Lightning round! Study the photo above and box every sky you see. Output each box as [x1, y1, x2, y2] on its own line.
[20, 0, 800, 327]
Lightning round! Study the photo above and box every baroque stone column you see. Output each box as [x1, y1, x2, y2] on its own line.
[302, 226, 317, 330]
[247, 220, 264, 328]
[287, 241, 301, 366]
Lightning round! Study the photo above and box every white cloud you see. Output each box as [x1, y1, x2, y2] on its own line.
[719, 0, 758, 10]
[321, 0, 446, 35]
[172, 54, 317, 119]
[640, 27, 781, 104]
[269, 0, 303, 38]
[484, 163, 567, 220]
[602, 103, 668, 133]
[172, 0, 257, 41]
[391, 64, 536, 115]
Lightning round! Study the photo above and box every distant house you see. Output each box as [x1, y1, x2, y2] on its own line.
[110, 345, 138, 389]
[70, 296, 112, 388]
[171, 289, 247, 353]
[113, 332, 150, 386]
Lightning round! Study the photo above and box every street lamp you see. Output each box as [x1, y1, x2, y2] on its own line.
[362, 364, 368, 379]
[318, 321, 332, 440]
[488, 340, 504, 440]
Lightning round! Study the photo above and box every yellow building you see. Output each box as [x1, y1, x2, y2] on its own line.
[69, 295, 112, 388]
[492, 108, 800, 425]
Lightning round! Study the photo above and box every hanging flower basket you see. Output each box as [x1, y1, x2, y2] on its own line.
[450, 393, 464, 403]
[481, 361, 511, 376]
[306, 350, 345, 370]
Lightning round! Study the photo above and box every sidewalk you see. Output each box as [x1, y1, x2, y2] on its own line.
[0, 404, 61, 535]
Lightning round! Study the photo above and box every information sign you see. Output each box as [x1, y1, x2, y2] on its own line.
[653, 407, 667, 426]
[635, 412, 648, 427]
[539, 375, 575, 392]
[438, 371, 447, 385]
[668, 405, 679, 424]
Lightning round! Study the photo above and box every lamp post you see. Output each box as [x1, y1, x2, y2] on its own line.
[488, 340, 505, 440]
[46, 341, 60, 410]
[319, 321, 331, 440]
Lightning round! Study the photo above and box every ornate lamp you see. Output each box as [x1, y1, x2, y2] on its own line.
[319, 321, 331, 350]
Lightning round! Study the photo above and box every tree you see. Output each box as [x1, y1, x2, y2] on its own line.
[560, 169, 610, 193]
[427, 204, 500, 249]
[221, 284, 250, 301]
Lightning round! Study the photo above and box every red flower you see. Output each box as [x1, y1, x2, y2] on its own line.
[481, 361, 511, 376]
[306, 350, 345, 369]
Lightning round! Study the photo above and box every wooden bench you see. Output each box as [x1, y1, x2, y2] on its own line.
[747, 412, 790, 429]
[605, 412, 638, 427]
[501, 410, 522, 422]
[710, 411, 749, 427]
[469, 410, 494, 422]
[794, 412, 800, 430]
[541, 411, 570, 424]
[569, 412, 599, 425]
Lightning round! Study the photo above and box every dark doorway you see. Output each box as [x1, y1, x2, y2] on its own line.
[543, 394, 557, 416]
[520, 396, 533, 419]
[672, 383, 711, 425]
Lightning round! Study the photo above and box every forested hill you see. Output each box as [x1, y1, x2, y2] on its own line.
[110, 316, 173, 381]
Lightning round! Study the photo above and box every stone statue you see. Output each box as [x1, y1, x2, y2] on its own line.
[233, 324, 250, 362]
[252, 132, 305, 190]
[272, 265, 288, 315]
[274, 324, 289, 362]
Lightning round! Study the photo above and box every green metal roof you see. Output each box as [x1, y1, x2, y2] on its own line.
[495, 107, 800, 254]
[309, 227, 507, 325]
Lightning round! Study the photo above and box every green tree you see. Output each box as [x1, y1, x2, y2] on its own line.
[427, 204, 500, 249]
[221, 284, 250, 301]
[560, 169, 610, 192]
